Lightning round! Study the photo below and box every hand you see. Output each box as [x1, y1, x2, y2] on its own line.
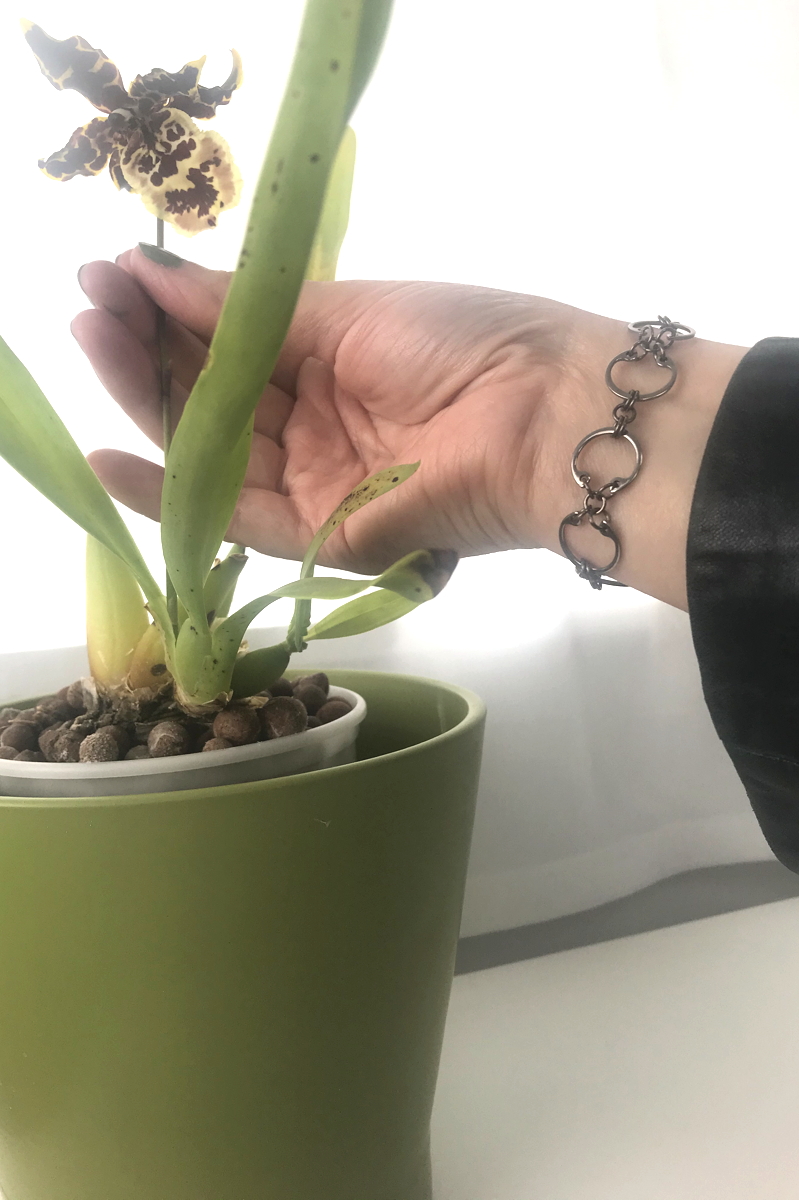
[73, 249, 747, 607]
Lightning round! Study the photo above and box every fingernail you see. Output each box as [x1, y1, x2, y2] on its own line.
[138, 243, 184, 268]
[77, 263, 88, 289]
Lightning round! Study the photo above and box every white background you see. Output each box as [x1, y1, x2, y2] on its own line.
[2, 0, 799, 652]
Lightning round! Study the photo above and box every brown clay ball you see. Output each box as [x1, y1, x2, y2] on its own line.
[269, 677, 294, 698]
[260, 697, 308, 739]
[148, 720, 192, 758]
[202, 737, 233, 752]
[53, 730, 87, 763]
[0, 723, 37, 752]
[0, 708, 20, 722]
[101, 724, 132, 755]
[125, 745, 150, 761]
[306, 715, 321, 729]
[212, 706, 260, 746]
[316, 699, 352, 725]
[79, 729, 121, 763]
[14, 708, 42, 729]
[294, 672, 330, 696]
[38, 696, 76, 724]
[38, 725, 64, 761]
[15, 750, 45, 762]
[66, 680, 87, 713]
[292, 683, 327, 716]
[0, 746, 18, 759]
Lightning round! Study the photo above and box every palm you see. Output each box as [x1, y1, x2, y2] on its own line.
[74, 254, 574, 574]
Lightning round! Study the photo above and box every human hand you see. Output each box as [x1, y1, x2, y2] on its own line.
[73, 249, 746, 607]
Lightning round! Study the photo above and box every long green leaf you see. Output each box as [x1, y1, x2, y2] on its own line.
[306, 589, 417, 639]
[305, 549, 459, 640]
[286, 461, 419, 651]
[203, 544, 248, 620]
[305, 125, 356, 282]
[161, 0, 393, 631]
[0, 334, 171, 641]
[85, 535, 149, 690]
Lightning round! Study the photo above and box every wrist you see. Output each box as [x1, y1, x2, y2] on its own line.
[524, 311, 748, 609]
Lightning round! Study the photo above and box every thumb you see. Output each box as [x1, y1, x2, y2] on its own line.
[116, 245, 231, 343]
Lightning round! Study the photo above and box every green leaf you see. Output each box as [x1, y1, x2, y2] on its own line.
[305, 548, 459, 641]
[286, 461, 419, 651]
[0, 333, 171, 641]
[203, 544, 248, 621]
[306, 589, 418, 639]
[161, 0, 394, 631]
[273, 576, 367, 600]
[231, 643, 292, 699]
[373, 549, 459, 601]
[85, 535, 149, 690]
[305, 125, 356, 283]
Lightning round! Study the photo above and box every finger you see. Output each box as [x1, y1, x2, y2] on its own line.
[80, 258, 210, 395]
[72, 309, 186, 447]
[116, 246, 230, 343]
[88, 449, 163, 521]
[77, 260, 157, 346]
[90, 447, 310, 561]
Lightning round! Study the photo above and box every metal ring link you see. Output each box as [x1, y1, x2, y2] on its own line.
[558, 509, 621, 578]
[605, 350, 677, 401]
[628, 318, 695, 342]
[571, 428, 642, 491]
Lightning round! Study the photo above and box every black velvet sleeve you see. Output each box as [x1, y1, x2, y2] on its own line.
[687, 337, 799, 873]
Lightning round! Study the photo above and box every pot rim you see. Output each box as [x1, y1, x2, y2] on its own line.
[0, 670, 485, 808]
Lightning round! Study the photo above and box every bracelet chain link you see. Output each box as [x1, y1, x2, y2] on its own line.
[558, 316, 695, 590]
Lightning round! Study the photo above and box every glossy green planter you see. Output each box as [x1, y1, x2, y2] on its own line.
[0, 669, 484, 1200]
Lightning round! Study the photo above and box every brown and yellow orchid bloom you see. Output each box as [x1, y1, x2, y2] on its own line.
[22, 21, 243, 235]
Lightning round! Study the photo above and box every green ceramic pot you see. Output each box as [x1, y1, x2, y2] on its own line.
[0, 669, 485, 1200]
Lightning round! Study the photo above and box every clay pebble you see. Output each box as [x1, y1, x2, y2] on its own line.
[269, 677, 294, 698]
[53, 729, 88, 763]
[212, 706, 260, 746]
[294, 672, 330, 696]
[79, 729, 121, 763]
[316, 699, 352, 724]
[0, 746, 18, 760]
[203, 737, 233, 752]
[65, 680, 88, 713]
[15, 750, 45, 762]
[292, 683, 327, 716]
[0, 723, 37, 752]
[125, 745, 150, 761]
[260, 696, 307, 739]
[148, 720, 193, 758]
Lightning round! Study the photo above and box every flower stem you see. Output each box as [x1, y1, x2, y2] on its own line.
[155, 216, 178, 632]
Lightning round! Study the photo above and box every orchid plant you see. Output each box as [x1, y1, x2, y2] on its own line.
[0, 2, 456, 718]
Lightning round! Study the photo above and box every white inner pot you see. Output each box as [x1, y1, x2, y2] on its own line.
[0, 686, 366, 799]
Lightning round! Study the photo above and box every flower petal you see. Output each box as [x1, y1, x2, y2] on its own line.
[22, 22, 129, 113]
[38, 115, 115, 181]
[128, 57, 205, 110]
[119, 108, 241, 235]
[195, 50, 243, 113]
[130, 51, 243, 121]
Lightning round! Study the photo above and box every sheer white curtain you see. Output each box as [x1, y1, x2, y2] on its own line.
[2, 0, 796, 930]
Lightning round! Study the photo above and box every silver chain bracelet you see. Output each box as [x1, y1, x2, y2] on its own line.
[558, 316, 695, 590]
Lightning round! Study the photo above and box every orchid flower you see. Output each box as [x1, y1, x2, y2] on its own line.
[22, 21, 242, 235]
